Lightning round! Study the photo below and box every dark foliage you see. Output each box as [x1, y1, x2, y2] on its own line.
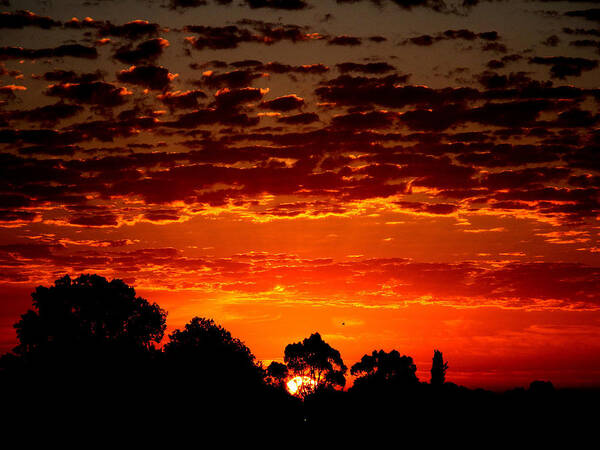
[0, 274, 596, 441]
[284, 332, 347, 396]
[351, 349, 419, 389]
[163, 316, 265, 386]
[2, 274, 165, 371]
[431, 349, 449, 385]
[266, 360, 289, 387]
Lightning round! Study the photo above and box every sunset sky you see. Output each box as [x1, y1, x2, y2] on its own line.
[1, 0, 599, 389]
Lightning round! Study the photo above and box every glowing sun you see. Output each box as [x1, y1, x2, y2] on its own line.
[286, 376, 317, 396]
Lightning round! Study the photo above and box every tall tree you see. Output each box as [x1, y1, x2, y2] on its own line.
[1, 274, 166, 370]
[430, 349, 449, 386]
[284, 332, 347, 396]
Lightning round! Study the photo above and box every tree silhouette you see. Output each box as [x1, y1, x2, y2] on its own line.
[351, 349, 419, 388]
[163, 316, 265, 387]
[266, 361, 289, 388]
[0, 273, 586, 436]
[430, 349, 448, 386]
[284, 332, 347, 396]
[1, 274, 166, 371]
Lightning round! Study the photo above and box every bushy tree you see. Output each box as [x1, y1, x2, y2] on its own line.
[1, 274, 166, 370]
[266, 361, 289, 388]
[284, 332, 347, 396]
[351, 349, 419, 388]
[163, 317, 265, 386]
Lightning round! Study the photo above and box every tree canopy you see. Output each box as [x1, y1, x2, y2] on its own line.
[0, 273, 589, 438]
[163, 316, 265, 385]
[266, 361, 289, 387]
[3, 274, 166, 369]
[351, 349, 419, 388]
[284, 332, 347, 395]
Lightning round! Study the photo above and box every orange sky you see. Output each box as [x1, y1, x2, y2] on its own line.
[1, 0, 599, 389]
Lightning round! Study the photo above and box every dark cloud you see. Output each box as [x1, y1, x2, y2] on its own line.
[455, 143, 563, 168]
[331, 110, 398, 129]
[529, 56, 598, 79]
[39, 70, 103, 84]
[184, 25, 254, 50]
[316, 75, 473, 109]
[65, 18, 160, 40]
[0, 0, 597, 236]
[336, 62, 396, 74]
[46, 81, 131, 107]
[230, 60, 263, 68]
[328, 35, 362, 46]
[337, 0, 448, 12]
[399, 105, 465, 131]
[5, 103, 84, 126]
[158, 90, 207, 110]
[99, 20, 160, 40]
[562, 27, 600, 37]
[481, 42, 507, 53]
[476, 71, 536, 89]
[69, 214, 119, 227]
[565, 9, 600, 23]
[259, 94, 305, 111]
[172, 0, 307, 7]
[554, 108, 599, 127]
[395, 201, 459, 215]
[0, 84, 26, 103]
[403, 29, 500, 46]
[277, 112, 320, 124]
[569, 174, 600, 188]
[0, 44, 97, 60]
[200, 69, 266, 88]
[262, 62, 330, 74]
[407, 35, 435, 46]
[169, 0, 211, 7]
[143, 209, 181, 222]
[0, 10, 61, 29]
[569, 39, 600, 54]
[18, 145, 80, 157]
[167, 108, 260, 128]
[185, 22, 318, 50]
[542, 35, 561, 47]
[251, 20, 322, 44]
[113, 38, 170, 64]
[468, 100, 557, 127]
[482, 168, 570, 190]
[486, 54, 522, 69]
[117, 65, 176, 91]
[0, 210, 38, 224]
[244, 0, 309, 9]
[214, 87, 265, 109]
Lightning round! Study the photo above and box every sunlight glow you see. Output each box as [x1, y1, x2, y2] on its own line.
[286, 376, 317, 396]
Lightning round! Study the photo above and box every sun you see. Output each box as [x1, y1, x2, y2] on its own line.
[286, 376, 317, 396]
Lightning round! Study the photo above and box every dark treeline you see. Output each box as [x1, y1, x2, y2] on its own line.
[1, 275, 597, 441]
